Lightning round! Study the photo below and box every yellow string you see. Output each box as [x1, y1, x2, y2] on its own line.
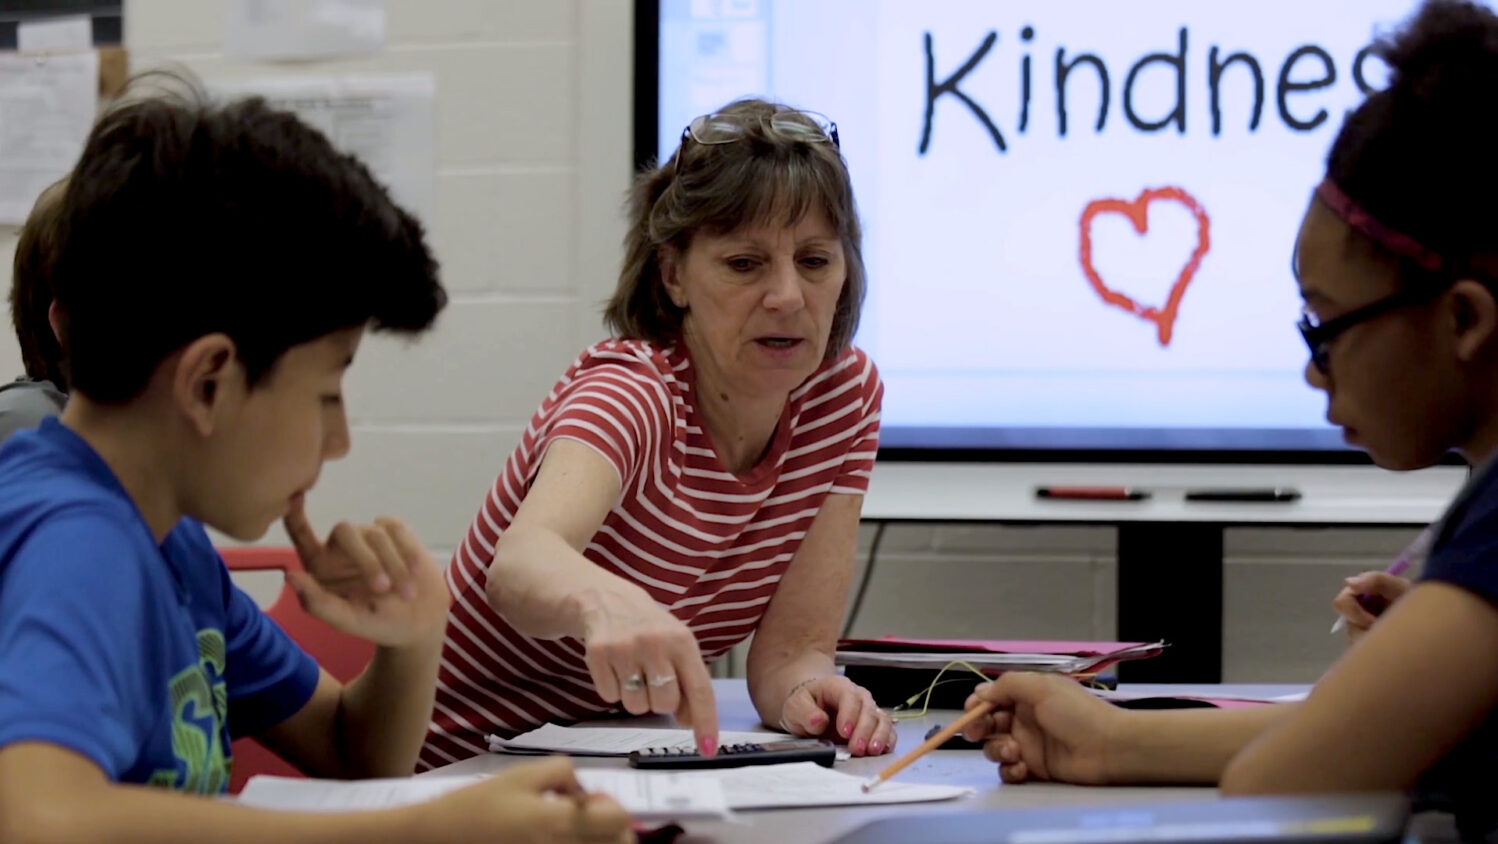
[886, 661, 1113, 721]
[889, 660, 991, 721]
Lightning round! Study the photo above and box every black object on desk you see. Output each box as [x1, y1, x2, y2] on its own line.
[628, 738, 835, 770]
[925, 723, 984, 750]
[1111, 696, 1219, 710]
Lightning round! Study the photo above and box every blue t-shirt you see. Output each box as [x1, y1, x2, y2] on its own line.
[0, 419, 320, 793]
[1416, 459, 1498, 836]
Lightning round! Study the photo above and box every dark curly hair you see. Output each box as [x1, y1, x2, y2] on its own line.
[1325, 0, 1498, 285]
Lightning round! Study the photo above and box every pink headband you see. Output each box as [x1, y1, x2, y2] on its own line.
[1314, 179, 1445, 273]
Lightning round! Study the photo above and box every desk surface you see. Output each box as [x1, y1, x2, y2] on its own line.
[426, 680, 1306, 844]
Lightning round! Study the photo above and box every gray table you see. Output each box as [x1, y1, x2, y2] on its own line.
[425, 680, 1309, 843]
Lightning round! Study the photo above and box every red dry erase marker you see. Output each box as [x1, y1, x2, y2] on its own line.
[1035, 486, 1151, 501]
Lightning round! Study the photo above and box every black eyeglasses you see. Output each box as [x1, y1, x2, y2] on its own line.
[1298, 284, 1447, 373]
[675, 109, 839, 173]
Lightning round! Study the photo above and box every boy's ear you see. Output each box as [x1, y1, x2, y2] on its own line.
[172, 334, 240, 437]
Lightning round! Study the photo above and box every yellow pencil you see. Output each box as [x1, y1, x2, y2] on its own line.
[861, 700, 996, 792]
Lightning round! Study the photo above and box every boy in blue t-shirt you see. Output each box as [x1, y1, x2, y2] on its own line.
[0, 79, 630, 843]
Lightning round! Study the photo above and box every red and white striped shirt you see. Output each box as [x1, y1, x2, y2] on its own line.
[419, 339, 882, 769]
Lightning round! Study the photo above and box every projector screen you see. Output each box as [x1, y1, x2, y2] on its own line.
[643, 0, 1443, 460]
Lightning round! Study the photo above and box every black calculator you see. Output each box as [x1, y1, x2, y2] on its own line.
[628, 738, 837, 770]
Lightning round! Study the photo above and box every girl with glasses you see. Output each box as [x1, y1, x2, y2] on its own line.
[960, 1, 1498, 836]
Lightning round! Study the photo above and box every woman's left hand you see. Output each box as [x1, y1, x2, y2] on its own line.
[778, 675, 896, 757]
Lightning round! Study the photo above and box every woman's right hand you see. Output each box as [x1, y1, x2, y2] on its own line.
[423, 757, 632, 843]
[577, 585, 721, 755]
[1332, 572, 1412, 642]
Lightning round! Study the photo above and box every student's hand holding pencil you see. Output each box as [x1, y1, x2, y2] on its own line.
[960, 673, 1119, 785]
[1331, 571, 1412, 642]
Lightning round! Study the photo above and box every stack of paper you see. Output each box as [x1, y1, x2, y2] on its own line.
[835, 638, 1167, 674]
[489, 724, 851, 761]
[237, 762, 971, 817]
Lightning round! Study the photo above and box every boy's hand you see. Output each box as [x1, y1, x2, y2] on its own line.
[422, 757, 633, 844]
[960, 672, 1120, 785]
[283, 500, 451, 647]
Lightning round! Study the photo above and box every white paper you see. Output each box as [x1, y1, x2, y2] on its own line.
[0, 51, 98, 225]
[717, 762, 972, 810]
[238, 771, 729, 819]
[490, 723, 786, 757]
[239, 764, 966, 816]
[574, 769, 730, 819]
[237, 774, 483, 811]
[17, 16, 93, 52]
[224, 0, 385, 62]
[210, 74, 434, 222]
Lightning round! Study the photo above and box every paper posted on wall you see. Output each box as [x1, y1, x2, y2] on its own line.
[17, 16, 93, 53]
[0, 51, 98, 225]
[212, 74, 435, 223]
[224, 0, 386, 62]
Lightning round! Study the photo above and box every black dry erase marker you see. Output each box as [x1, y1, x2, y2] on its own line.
[1183, 488, 1301, 503]
[1035, 486, 1151, 501]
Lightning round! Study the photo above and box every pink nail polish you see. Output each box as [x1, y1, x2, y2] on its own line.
[870, 740, 882, 754]
[854, 739, 867, 754]
[699, 736, 718, 757]
[841, 723, 852, 738]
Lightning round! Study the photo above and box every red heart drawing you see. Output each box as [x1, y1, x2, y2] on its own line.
[1079, 187, 1211, 346]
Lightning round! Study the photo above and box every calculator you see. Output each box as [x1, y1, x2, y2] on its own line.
[628, 738, 837, 770]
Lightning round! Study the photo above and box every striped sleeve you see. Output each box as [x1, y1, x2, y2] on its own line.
[831, 353, 883, 496]
[538, 359, 673, 491]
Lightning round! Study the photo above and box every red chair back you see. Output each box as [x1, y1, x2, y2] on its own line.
[220, 547, 375, 793]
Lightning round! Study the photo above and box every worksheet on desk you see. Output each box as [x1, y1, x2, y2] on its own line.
[238, 771, 731, 820]
[716, 763, 973, 810]
[240, 763, 969, 814]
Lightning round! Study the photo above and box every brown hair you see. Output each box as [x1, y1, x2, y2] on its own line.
[9, 177, 68, 386]
[606, 98, 865, 358]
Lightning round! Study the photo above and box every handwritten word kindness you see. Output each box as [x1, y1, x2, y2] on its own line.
[919, 25, 1385, 154]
